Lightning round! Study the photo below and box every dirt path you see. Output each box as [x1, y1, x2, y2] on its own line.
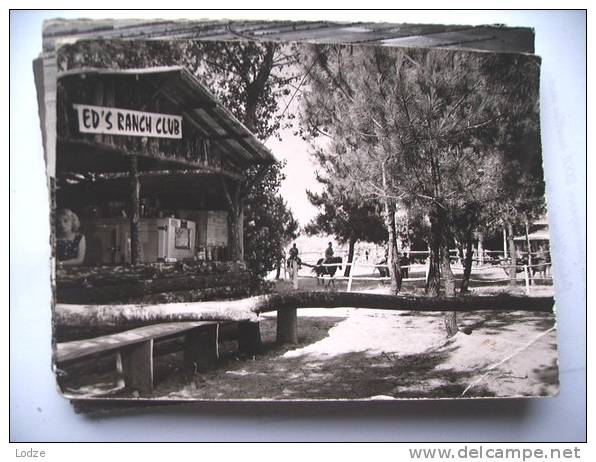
[152, 306, 557, 400]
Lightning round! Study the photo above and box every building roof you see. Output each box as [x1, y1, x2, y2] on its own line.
[57, 66, 277, 168]
[533, 216, 549, 226]
[513, 229, 550, 241]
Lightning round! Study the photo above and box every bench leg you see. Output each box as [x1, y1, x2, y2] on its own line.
[238, 321, 262, 355]
[184, 323, 219, 372]
[120, 339, 154, 395]
[277, 307, 298, 344]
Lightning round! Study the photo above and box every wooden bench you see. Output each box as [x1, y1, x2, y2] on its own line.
[55, 320, 261, 395]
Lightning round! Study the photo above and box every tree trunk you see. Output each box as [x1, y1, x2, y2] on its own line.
[55, 292, 555, 340]
[426, 240, 452, 300]
[389, 217, 402, 293]
[456, 241, 464, 267]
[440, 246, 456, 297]
[227, 204, 242, 262]
[221, 178, 244, 262]
[129, 156, 142, 265]
[238, 207, 244, 260]
[242, 44, 275, 134]
[507, 221, 517, 287]
[380, 161, 401, 294]
[441, 249, 458, 336]
[383, 203, 402, 294]
[477, 232, 484, 267]
[444, 312, 459, 337]
[426, 203, 457, 336]
[426, 245, 441, 296]
[275, 257, 282, 280]
[426, 205, 453, 297]
[459, 238, 474, 293]
[344, 238, 356, 277]
[525, 218, 533, 285]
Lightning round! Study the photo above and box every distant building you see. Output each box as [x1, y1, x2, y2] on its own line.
[513, 216, 550, 253]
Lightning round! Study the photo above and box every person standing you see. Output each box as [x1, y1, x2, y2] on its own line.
[56, 208, 87, 267]
[288, 243, 300, 289]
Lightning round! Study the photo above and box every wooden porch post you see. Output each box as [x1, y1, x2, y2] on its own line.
[277, 307, 298, 344]
[120, 339, 154, 395]
[238, 321, 262, 355]
[129, 155, 142, 265]
[502, 226, 507, 259]
[477, 232, 484, 266]
[238, 205, 244, 261]
[224, 179, 244, 262]
[220, 176, 244, 262]
[184, 324, 219, 372]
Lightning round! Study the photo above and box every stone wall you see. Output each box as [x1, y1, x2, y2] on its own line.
[56, 260, 258, 304]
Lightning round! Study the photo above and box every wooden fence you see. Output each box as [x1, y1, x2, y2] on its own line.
[293, 250, 553, 295]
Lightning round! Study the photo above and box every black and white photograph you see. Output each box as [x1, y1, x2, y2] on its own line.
[37, 19, 559, 402]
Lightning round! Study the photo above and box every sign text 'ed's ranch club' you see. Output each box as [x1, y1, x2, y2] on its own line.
[73, 104, 183, 139]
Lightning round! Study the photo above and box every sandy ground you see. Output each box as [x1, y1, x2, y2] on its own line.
[60, 272, 558, 401]
[148, 309, 557, 400]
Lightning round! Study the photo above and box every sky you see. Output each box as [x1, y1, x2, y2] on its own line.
[260, 44, 326, 230]
[265, 110, 322, 229]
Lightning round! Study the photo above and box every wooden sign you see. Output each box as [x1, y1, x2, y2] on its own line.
[73, 104, 182, 139]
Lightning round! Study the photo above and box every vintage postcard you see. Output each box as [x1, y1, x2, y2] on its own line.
[35, 19, 557, 403]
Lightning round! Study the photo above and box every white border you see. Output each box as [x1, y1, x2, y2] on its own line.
[7, 9, 588, 443]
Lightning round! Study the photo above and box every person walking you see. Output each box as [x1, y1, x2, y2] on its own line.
[287, 243, 301, 288]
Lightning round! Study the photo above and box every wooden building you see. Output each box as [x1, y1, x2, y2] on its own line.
[513, 216, 551, 254]
[54, 66, 275, 305]
[34, 18, 538, 306]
